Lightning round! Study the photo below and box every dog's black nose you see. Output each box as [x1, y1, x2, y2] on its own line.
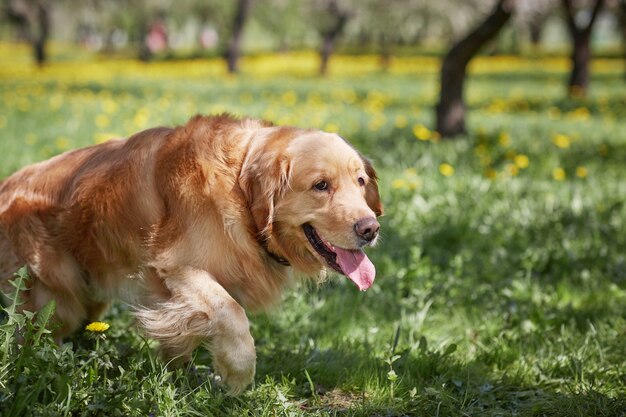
[354, 217, 380, 243]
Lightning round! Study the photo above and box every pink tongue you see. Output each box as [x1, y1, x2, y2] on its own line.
[333, 247, 376, 291]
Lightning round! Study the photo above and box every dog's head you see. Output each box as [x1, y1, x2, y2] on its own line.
[240, 127, 383, 290]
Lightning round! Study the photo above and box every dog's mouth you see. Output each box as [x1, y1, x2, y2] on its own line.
[302, 223, 375, 291]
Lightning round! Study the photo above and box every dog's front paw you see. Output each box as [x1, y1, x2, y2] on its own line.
[212, 335, 256, 395]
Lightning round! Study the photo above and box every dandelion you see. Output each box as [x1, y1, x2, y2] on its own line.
[439, 163, 454, 177]
[281, 90, 298, 107]
[49, 94, 63, 111]
[552, 168, 566, 181]
[485, 168, 497, 180]
[325, 122, 339, 133]
[498, 131, 511, 147]
[133, 108, 150, 128]
[412, 124, 431, 141]
[85, 322, 110, 333]
[394, 115, 408, 128]
[392, 178, 408, 189]
[569, 107, 590, 121]
[368, 115, 386, 132]
[575, 166, 588, 178]
[95, 114, 110, 128]
[514, 154, 530, 169]
[506, 163, 519, 177]
[55, 137, 70, 150]
[157, 97, 171, 110]
[552, 133, 571, 149]
[94, 132, 119, 144]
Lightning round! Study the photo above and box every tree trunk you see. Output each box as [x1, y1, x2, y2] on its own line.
[379, 34, 392, 72]
[619, 0, 626, 79]
[569, 31, 591, 95]
[226, 0, 252, 74]
[435, 0, 514, 138]
[529, 21, 543, 47]
[318, 0, 349, 76]
[33, 0, 50, 67]
[561, 0, 605, 97]
[7, 0, 50, 66]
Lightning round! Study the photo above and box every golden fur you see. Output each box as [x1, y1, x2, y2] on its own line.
[0, 114, 382, 394]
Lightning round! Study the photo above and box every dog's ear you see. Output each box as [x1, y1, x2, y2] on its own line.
[239, 149, 292, 240]
[361, 155, 383, 217]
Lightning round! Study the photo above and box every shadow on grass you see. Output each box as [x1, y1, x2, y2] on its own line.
[248, 339, 626, 416]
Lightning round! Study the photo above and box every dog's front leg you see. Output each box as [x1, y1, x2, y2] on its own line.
[136, 266, 256, 395]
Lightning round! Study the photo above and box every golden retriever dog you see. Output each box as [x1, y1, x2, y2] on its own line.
[0, 114, 382, 394]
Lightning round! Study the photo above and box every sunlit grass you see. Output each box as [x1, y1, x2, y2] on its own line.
[1, 43, 625, 416]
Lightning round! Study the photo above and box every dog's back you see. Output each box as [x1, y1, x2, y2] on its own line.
[0, 128, 172, 335]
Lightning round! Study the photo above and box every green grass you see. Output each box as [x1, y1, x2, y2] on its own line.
[1, 46, 626, 416]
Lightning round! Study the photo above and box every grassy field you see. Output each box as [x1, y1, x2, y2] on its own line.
[1, 42, 626, 416]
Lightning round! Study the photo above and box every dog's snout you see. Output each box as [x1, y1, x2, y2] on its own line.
[354, 217, 380, 243]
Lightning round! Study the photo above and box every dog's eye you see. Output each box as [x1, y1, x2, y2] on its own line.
[358, 177, 365, 186]
[314, 180, 329, 191]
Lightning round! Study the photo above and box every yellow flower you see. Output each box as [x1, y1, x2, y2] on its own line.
[133, 108, 150, 128]
[103, 99, 118, 114]
[95, 114, 110, 128]
[498, 131, 510, 147]
[569, 107, 590, 121]
[412, 124, 431, 141]
[552, 133, 571, 149]
[325, 122, 339, 133]
[575, 166, 588, 178]
[506, 163, 519, 177]
[514, 154, 529, 169]
[394, 115, 408, 128]
[55, 137, 70, 150]
[94, 132, 120, 144]
[85, 322, 110, 333]
[281, 90, 298, 106]
[391, 178, 408, 189]
[552, 168, 566, 181]
[439, 163, 454, 177]
[485, 168, 497, 180]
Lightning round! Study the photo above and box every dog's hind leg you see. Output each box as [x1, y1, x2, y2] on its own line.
[0, 227, 23, 307]
[1, 209, 88, 339]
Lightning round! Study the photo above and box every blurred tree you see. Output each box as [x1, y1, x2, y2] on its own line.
[310, 0, 353, 76]
[561, 0, 606, 97]
[354, 0, 424, 71]
[514, 0, 558, 50]
[619, 0, 626, 78]
[435, 0, 515, 138]
[254, 0, 307, 51]
[6, 0, 50, 66]
[225, 0, 253, 73]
